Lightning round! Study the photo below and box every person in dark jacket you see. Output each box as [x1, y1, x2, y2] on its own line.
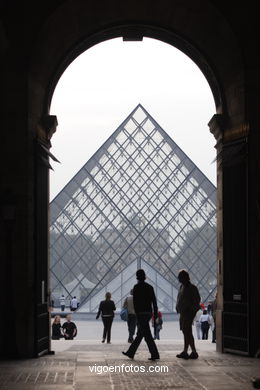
[176, 269, 201, 359]
[52, 315, 62, 340]
[96, 292, 116, 344]
[211, 293, 217, 343]
[122, 269, 160, 360]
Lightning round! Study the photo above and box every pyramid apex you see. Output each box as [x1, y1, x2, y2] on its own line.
[130, 103, 149, 123]
[132, 103, 145, 112]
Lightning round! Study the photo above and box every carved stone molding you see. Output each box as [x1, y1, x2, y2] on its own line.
[208, 114, 226, 145]
[36, 115, 58, 144]
[224, 122, 249, 142]
[209, 114, 249, 145]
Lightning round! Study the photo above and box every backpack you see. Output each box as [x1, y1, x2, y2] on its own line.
[120, 307, 128, 321]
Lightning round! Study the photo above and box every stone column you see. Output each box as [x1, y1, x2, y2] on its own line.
[210, 115, 251, 355]
[208, 114, 226, 353]
[34, 115, 58, 356]
[0, 65, 37, 357]
[247, 107, 260, 357]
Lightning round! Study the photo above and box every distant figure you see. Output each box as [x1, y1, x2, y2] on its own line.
[62, 314, 77, 340]
[211, 293, 217, 343]
[193, 307, 203, 339]
[176, 269, 201, 359]
[96, 292, 116, 344]
[70, 296, 78, 312]
[123, 289, 137, 343]
[122, 269, 160, 360]
[152, 311, 163, 340]
[52, 315, 62, 340]
[59, 294, 65, 311]
[200, 309, 211, 340]
[207, 302, 212, 316]
[49, 298, 54, 313]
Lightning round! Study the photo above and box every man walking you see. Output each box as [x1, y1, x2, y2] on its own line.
[123, 289, 137, 343]
[122, 269, 160, 360]
[176, 269, 201, 359]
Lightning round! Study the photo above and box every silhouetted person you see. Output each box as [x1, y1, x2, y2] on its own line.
[200, 309, 210, 339]
[52, 315, 62, 340]
[59, 294, 65, 311]
[123, 289, 137, 343]
[62, 314, 77, 340]
[212, 293, 217, 343]
[122, 269, 160, 360]
[207, 302, 212, 315]
[96, 292, 116, 344]
[70, 296, 78, 311]
[176, 269, 200, 359]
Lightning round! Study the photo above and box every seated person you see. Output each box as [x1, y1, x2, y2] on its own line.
[52, 315, 62, 340]
[62, 314, 77, 340]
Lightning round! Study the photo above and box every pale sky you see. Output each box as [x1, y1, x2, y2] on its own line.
[50, 37, 216, 201]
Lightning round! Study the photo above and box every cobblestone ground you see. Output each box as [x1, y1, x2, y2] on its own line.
[0, 339, 260, 390]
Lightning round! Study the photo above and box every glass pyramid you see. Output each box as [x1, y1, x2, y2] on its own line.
[50, 104, 216, 312]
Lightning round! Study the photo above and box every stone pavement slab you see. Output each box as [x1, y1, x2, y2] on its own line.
[0, 340, 259, 389]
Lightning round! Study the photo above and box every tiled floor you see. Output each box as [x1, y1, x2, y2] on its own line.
[0, 340, 259, 389]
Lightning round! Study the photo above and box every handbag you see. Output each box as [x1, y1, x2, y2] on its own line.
[120, 307, 128, 321]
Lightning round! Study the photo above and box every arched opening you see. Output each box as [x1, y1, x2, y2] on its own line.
[27, 3, 253, 359]
[46, 25, 224, 115]
[49, 37, 217, 198]
[3, 0, 260, 367]
[48, 36, 217, 349]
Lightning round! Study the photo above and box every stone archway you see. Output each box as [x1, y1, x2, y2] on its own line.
[2, 0, 258, 358]
[29, 1, 247, 357]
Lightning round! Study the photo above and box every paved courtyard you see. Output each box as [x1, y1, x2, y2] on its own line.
[0, 321, 259, 389]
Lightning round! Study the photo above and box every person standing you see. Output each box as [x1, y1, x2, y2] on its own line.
[52, 315, 62, 340]
[176, 269, 201, 359]
[211, 294, 217, 343]
[200, 309, 211, 339]
[193, 307, 203, 340]
[152, 311, 163, 340]
[207, 302, 212, 316]
[96, 292, 116, 344]
[122, 269, 160, 360]
[70, 296, 78, 312]
[59, 294, 65, 312]
[123, 289, 137, 343]
[62, 314, 77, 340]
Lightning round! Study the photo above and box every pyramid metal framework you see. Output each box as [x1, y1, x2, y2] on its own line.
[50, 104, 217, 312]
